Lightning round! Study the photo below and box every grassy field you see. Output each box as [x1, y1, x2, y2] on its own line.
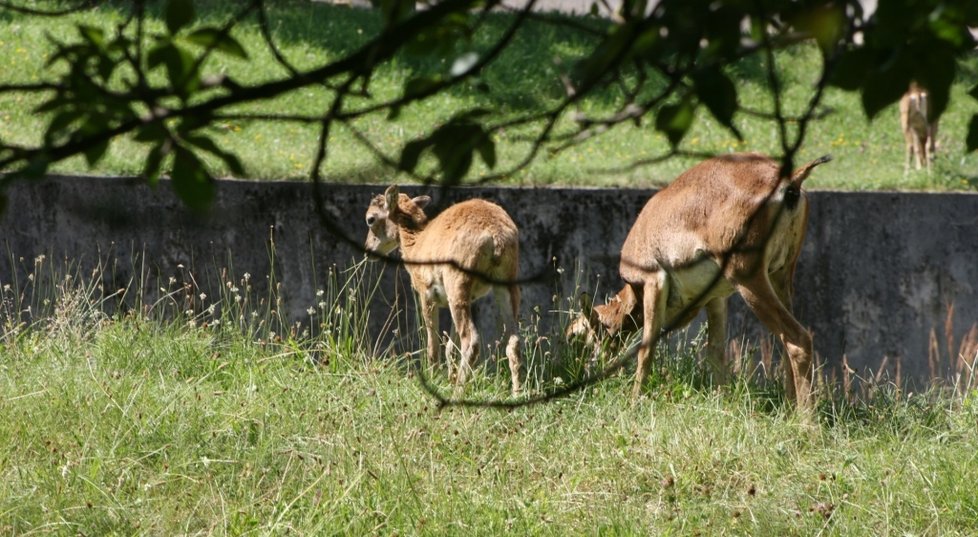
[3, 2, 978, 533]
[1, 0, 978, 190]
[2, 260, 978, 534]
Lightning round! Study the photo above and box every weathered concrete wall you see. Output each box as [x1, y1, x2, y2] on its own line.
[2, 175, 976, 387]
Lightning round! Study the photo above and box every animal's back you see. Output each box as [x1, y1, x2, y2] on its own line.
[413, 199, 519, 276]
[621, 153, 783, 280]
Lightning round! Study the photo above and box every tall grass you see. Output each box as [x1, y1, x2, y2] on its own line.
[2, 249, 978, 534]
[1, 1, 977, 190]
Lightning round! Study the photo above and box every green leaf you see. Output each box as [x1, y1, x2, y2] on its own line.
[77, 24, 106, 49]
[379, 0, 414, 26]
[970, 83, 978, 102]
[829, 49, 872, 91]
[966, 114, 978, 153]
[860, 51, 911, 120]
[165, 0, 195, 35]
[45, 109, 84, 144]
[655, 98, 695, 147]
[147, 42, 198, 96]
[134, 122, 168, 143]
[404, 12, 470, 57]
[702, 6, 742, 61]
[913, 44, 955, 119]
[185, 134, 246, 177]
[573, 23, 636, 86]
[791, 5, 844, 55]
[171, 146, 215, 212]
[692, 67, 740, 140]
[619, 0, 647, 21]
[143, 142, 170, 185]
[404, 75, 442, 99]
[184, 27, 248, 59]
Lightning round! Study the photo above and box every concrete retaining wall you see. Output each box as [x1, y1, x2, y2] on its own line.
[2, 175, 976, 388]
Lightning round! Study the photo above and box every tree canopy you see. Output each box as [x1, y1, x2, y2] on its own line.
[0, 0, 976, 213]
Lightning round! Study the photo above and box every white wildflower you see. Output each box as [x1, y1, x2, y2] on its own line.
[307, 307, 316, 316]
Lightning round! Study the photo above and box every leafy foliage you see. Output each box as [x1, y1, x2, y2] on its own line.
[0, 0, 976, 209]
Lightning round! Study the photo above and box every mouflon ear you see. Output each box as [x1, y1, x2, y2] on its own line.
[411, 195, 431, 209]
[384, 185, 400, 211]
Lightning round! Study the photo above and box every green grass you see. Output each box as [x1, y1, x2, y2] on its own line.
[1, 0, 978, 190]
[2, 256, 978, 534]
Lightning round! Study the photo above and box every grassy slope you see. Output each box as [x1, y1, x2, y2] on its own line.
[0, 255, 976, 534]
[1, 316, 977, 534]
[1, 1, 977, 190]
